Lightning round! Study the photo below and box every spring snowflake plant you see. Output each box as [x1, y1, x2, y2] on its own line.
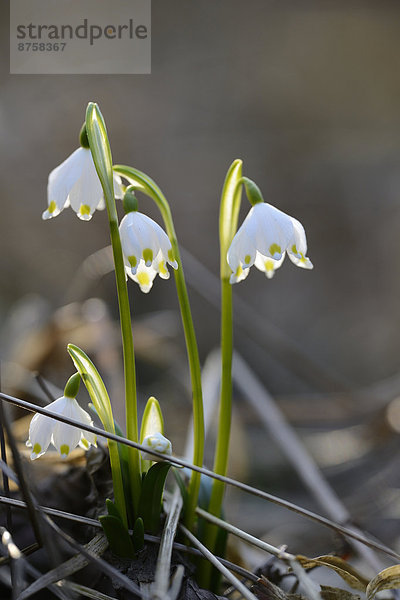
[32, 102, 313, 581]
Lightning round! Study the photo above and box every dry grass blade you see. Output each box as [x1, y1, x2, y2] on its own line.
[297, 556, 369, 592]
[17, 533, 108, 600]
[151, 488, 183, 600]
[1, 391, 399, 563]
[180, 524, 259, 600]
[64, 581, 118, 600]
[366, 565, 400, 600]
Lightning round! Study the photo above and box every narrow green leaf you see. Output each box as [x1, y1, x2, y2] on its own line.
[67, 344, 113, 432]
[106, 499, 120, 519]
[219, 159, 243, 278]
[132, 517, 144, 552]
[68, 343, 128, 527]
[137, 462, 171, 534]
[99, 515, 135, 559]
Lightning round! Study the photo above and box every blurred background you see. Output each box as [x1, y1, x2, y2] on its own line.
[1, 0, 400, 566]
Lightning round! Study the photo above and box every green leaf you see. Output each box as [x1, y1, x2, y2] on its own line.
[106, 499, 121, 519]
[67, 344, 114, 432]
[140, 396, 164, 473]
[68, 344, 128, 527]
[137, 462, 171, 534]
[85, 102, 114, 203]
[99, 514, 135, 558]
[132, 517, 144, 552]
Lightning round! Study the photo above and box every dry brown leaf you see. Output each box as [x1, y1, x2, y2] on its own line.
[296, 555, 368, 592]
[366, 564, 400, 600]
[251, 576, 306, 600]
[320, 585, 362, 600]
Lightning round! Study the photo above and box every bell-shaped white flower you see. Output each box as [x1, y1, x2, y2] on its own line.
[119, 210, 178, 293]
[141, 431, 172, 462]
[43, 147, 123, 221]
[227, 202, 313, 283]
[26, 396, 97, 460]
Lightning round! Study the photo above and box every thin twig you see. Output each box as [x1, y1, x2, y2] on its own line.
[1, 391, 399, 562]
[180, 524, 259, 600]
[0, 364, 13, 533]
[40, 513, 143, 598]
[33, 372, 56, 404]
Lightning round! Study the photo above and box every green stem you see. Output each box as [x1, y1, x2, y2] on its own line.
[198, 160, 242, 588]
[114, 165, 204, 530]
[108, 219, 142, 516]
[108, 440, 129, 527]
[85, 104, 141, 519]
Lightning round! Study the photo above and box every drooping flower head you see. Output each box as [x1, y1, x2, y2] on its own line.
[227, 178, 313, 283]
[141, 431, 172, 462]
[26, 373, 96, 460]
[43, 125, 123, 221]
[119, 187, 178, 293]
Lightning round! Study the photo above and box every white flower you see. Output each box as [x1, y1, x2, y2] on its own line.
[119, 211, 178, 293]
[227, 202, 313, 283]
[26, 396, 97, 460]
[43, 147, 123, 221]
[141, 432, 172, 462]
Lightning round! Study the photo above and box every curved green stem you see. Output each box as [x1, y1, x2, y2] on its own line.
[114, 164, 205, 530]
[86, 104, 141, 519]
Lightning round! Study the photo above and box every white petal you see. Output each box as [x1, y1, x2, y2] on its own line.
[126, 260, 158, 293]
[96, 196, 106, 211]
[113, 173, 124, 199]
[287, 217, 313, 269]
[51, 397, 84, 458]
[45, 148, 87, 220]
[229, 263, 251, 284]
[120, 213, 143, 275]
[227, 210, 258, 273]
[254, 251, 285, 279]
[253, 203, 293, 260]
[75, 404, 97, 448]
[28, 412, 53, 460]
[68, 151, 103, 220]
[288, 253, 314, 269]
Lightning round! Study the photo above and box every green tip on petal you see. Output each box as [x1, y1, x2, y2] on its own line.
[242, 177, 264, 206]
[79, 123, 90, 149]
[60, 444, 70, 458]
[64, 372, 81, 398]
[123, 186, 138, 213]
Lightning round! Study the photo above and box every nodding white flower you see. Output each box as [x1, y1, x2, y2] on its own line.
[26, 396, 96, 460]
[43, 147, 123, 221]
[227, 202, 313, 283]
[141, 432, 172, 462]
[119, 211, 178, 293]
